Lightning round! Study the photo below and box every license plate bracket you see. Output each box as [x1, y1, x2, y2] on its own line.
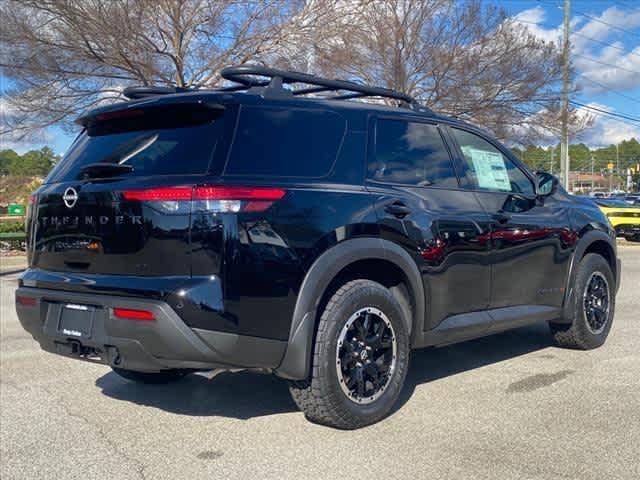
[58, 304, 95, 339]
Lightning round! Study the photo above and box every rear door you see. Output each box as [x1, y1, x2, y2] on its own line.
[366, 116, 492, 330]
[28, 101, 230, 277]
[446, 126, 573, 309]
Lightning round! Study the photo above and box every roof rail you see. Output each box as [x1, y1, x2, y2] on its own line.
[219, 65, 428, 111]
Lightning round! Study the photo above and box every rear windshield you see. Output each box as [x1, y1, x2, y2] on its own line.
[224, 106, 345, 177]
[46, 104, 224, 183]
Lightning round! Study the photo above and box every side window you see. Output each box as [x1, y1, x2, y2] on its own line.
[450, 128, 534, 195]
[225, 106, 345, 177]
[370, 119, 458, 188]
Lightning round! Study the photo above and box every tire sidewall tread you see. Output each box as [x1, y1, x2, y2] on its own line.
[289, 279, 410, 429]
[551, 253, 615, 350]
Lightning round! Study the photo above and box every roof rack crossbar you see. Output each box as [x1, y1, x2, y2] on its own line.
[220, 65, 416, 106]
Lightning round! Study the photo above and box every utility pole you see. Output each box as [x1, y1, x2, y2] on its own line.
[591, 155, 595, 193]
[550, 148, 554, 174]
[560, 0, 571, 190]
[616, 143, 619, 172]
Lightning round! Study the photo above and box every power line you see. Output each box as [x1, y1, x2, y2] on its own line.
[573, 53, 640, 75]
[540, 0, 640, 38]
[579, 76, 640, 104]
[570, 30, 640, 60]
[569, 100, 640, 124]
[613, 1, 639, 10]
[571, 100, 640, 123]
[612, 1, 636, 10]
[514, 19, 640, 60]
[515, 18, 640, 105]
[573, 8, 640, 40]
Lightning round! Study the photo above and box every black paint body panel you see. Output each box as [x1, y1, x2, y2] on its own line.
[18, 89, 620, 378]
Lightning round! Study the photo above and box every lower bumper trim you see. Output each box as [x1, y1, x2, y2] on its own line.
[15, 287, 286, 373]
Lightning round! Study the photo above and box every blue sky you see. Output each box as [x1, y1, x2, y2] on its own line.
[506, 0, 640, 146]
[2, 0, 639, 155]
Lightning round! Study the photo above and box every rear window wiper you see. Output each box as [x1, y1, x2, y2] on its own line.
[79, 163, 134, 178]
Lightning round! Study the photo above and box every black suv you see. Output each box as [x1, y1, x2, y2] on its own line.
[16, 66, 621, 429]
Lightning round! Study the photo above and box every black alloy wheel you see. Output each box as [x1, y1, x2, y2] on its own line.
[336, 307, 397, 405]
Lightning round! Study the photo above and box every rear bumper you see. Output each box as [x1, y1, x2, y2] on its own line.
[15, 287, 286, 373]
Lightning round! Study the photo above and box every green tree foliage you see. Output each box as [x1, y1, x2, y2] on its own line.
[511, 145, 557, 172]
[0, 147, 59, 176]
[513, 139, 640, 180]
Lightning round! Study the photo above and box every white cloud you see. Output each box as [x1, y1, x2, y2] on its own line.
[574, 6, 640, 42]
[0, 98, 55, 154]
[576, 103, 640, 147]
[513, 5, 640, 95]
[575, 44, 640, 93]
[512, 102, 640, 148]
[513, 6, 563, 44]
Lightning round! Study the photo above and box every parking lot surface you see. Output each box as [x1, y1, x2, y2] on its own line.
[1, 248, 639, 480]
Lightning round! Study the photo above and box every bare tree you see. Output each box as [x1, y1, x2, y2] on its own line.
[1, 0, 589, 143]
[0, 0, 305, 137]
[299, 0, 590, 142]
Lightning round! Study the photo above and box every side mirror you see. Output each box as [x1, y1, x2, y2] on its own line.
[535, 171, 559, 197]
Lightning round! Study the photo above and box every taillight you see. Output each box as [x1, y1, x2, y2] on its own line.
[194, 186, 285, 213]
[16, 295, 37, 307]
[113, 308, 155, 321]
[26, 194, 38, 219]
[193, 186, 285, 200]
[122, 187, 192, 201]
[122, 186, 286, 213]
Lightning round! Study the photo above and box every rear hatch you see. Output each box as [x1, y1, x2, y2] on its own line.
[28, 100, 229, 277]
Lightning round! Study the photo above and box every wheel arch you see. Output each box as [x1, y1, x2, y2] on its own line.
[560, 230, 619, 323]
[275, 237, 425, 380]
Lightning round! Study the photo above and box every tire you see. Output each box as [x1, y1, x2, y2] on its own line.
[289, 279, 410, 429]
[624, 234, 640, 243]
[549, 253, 615, 350]
[111, 367, 189, 384]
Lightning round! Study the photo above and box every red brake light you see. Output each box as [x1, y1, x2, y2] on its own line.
[122, 186, 286, 212]
[122, 187, 192, 201]
[113, 308, 155, 321]
[16, 295, 37, 307]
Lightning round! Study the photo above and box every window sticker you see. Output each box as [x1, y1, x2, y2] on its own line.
[461, 146, 510, 191]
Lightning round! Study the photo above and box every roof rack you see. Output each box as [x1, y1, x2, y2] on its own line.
[219, 65, 422, 109]
[122, 65, 433, 114]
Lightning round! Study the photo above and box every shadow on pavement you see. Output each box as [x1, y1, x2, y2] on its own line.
[96, 368, 298, 419]
[394, 322, 554, 412]
[96, 322, 554, 421]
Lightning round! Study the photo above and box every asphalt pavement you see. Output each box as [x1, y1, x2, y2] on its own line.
[1, 248, 639, 480]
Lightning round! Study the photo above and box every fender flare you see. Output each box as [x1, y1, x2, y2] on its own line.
[560, 229, 618, 323]
[275, 237, 425, 380]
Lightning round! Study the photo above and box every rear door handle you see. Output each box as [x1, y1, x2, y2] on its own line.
[385, 202, 412, 218]
[492, 212, 511, 224]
